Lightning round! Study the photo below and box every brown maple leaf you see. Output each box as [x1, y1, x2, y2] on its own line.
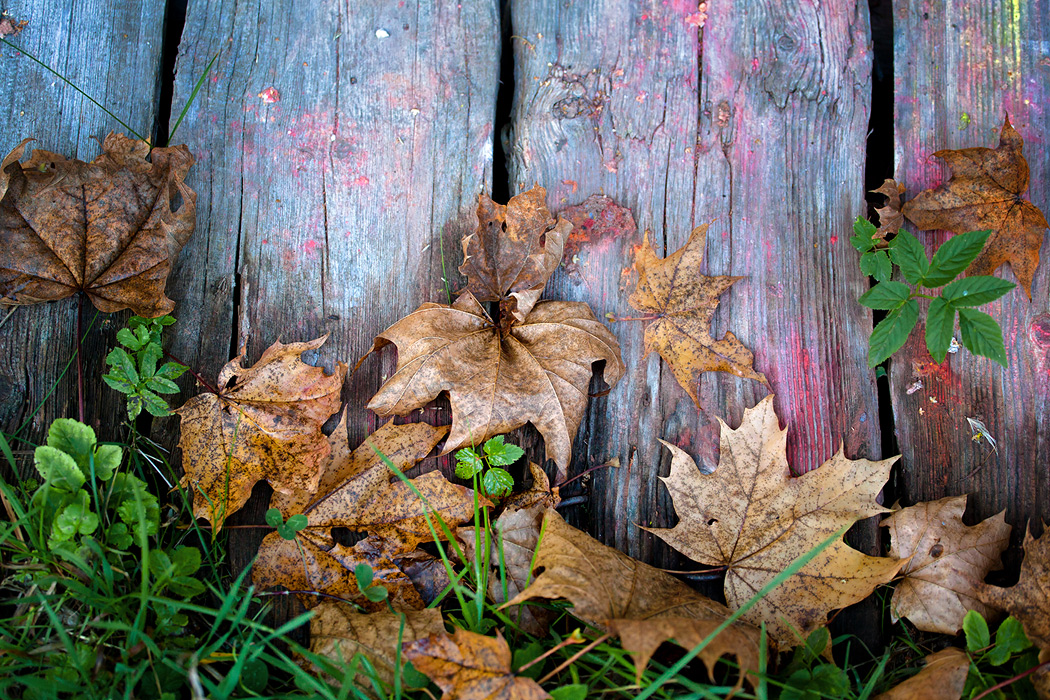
[978, 528, 1050, 656]
[882, 495, 1011, 634]
[308, 603, 445, 693]
[872, 648, 970, 700]
[0, 133, 196, 316]
[901, 116, 1049, 297]
[459, 187, 570, 327]
[507, 510, 761, 685]
[871, 179, 905, 238]
[627, 224, 766, 406]
[403, 629, 550, 700]
[252, 418, 480, 610]
[646, 395, 903, 646]
[175, 335, 346, 531]
[366, 291, 623, 480]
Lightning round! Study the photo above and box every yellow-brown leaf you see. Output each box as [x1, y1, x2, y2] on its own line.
[872, 648, 970, 700]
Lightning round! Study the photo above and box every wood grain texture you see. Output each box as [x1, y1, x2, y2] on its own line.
[0, 0, 166, 449]
[891, 1, 1050, 532]
[507, 0, 882, 567]
[161, 0, 500, 575]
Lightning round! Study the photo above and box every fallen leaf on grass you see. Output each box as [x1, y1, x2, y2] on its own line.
[308, 602, 445, 692]
[403, 629, 550, 700]
[882, 495, 1011, 634]
[647, 395, 903, 647]
[459, 187, 570, 327]
[0, 133, 196, 316]
[977, 528, 1050, 655]
[902, 116, 1048, 297]
[628, 225, 766, 406]
[508, 510, 761, 685]
[872, 647, 970, 700]
[872, 179, 905, 237]
[176, 335, 346, 531]
[366, 291, 623, 480]
[252, 419, 480, 610]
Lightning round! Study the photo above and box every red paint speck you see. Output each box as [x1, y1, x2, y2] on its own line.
[352, 175, 370, 186]
[258, 87, 281, 103]
[751, 58, 760, 71]
[829, 235, 838, 245]
[304, 240, 320, 254]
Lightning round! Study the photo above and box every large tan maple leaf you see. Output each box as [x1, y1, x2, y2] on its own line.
[628, 224, 766, 406]
[902, 116, 1048, 297]
[366, 291, 623, 480]
[176, 335, 346, 531]
[647, 395, 903, 646]
[883, 495, 1011, 634]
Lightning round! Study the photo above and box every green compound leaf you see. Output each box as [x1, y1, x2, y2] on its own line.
[105, 347, 140, 384]
[958, 308, 1008, 367]
[141, 342, 163, 377]
[116, 327, 144, 350]
[868, 299, 919, 367]
[941, 275, 1016, 306]
[925, 297, 957, 364]
[146, 376, 181, 394]
[851, 217, 877, 252]
[51, 491, 99, 544]
[482, 467, 515, 497]
[454, 447, 484, 479]
[102, 373, 136, 394]
[140, 389, 172, 417]
[888, 231, 930, 285]
[858, 281, 911, 310]
[860, 250, 892, 282]
[924, 230, 992, 288]
[156, 362, 189, 380]
[482, 435, 525, 466]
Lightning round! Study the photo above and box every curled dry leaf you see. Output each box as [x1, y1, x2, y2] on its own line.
[628, 225, 766, 406]
[872, 178, 905, 237]
[366, 291, 623, 480]
[459, 186, 570, 327]
[646, 395, 903, 647]
[977, 527, 1050, 655]
[252, 417, 480, 610]
[901, 116, 1048, 297]
[176, 335, 346, 531]
[507, 510, 761, 685]
[882, 495, 1011, 634]
[403, 629, 550, 700]
[308, 602, 445, 693]
[0, 133, 196, 316]
[458, 463, 560, 635]
[872, 648, 970, 700]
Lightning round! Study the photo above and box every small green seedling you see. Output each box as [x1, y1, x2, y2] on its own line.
[103, 315, 188, 419]
[852, 219, 1015, 367]
[354, 563, 390, 603]
[455, 435, 525, 498]
[961, 610, 1040, 699]
[265, 508, 308, 541]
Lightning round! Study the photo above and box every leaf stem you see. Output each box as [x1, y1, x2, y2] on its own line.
[76, 294, 85, 424]
[971, 660, 1050, 700]
[910, 292, 937, 301]
[162, 349, 219, 394]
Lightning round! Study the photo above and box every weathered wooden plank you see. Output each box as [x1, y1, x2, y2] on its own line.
[508, 0, 881, 569]
[0, 1, 167, 447]
[891, 1, 1050, 530]
[163, 0, 500, 572]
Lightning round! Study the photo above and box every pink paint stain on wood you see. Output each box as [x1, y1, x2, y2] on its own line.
[1030, 313, 1050, 374]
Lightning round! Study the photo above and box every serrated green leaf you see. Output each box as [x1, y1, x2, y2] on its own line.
[170, 546, 202, 576]
[860, 250, 892, 282]
[149, 549, 174, 578]
[483, 467, 515, 497]
[140, 389, 171, 417]
[265, 508, 284, 529]
[924, 230, 992, 287]
[959, 308, 1008, 367]
[102, 373, 136, 394]
[850, 233, 874, 252]
[454, 448, 484, 479]
[106, 347, 140, 384]
[853, 216, 877, 239]
[135, 324, 151, 347]
[994, 617, 1031, 658]
[868, 300, 919, 366]
[964, 610, 990, 652]
[157, 315, 177, 326]
[858, 281, 911, 309]
[116, 327, 144, 350]
[141, 342, 163, 377]
[126, 395, 143, 420]
[146, 376, 181, 394]
[925, 297, 957, 364]
[34, 445, 85, 491]
[93, 445, 121, 481]
[888, 231, 930, 285]
[942, 276, 1016, 306]
[128, 316, 149, 330]
[354, 563, 374, 591]
[156, 362, 188, 380]
[483, 435, 525, 466]
[52, 491, 99, 543]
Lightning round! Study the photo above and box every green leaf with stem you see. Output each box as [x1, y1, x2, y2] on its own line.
[942, 276, 1016, 306]
[483, 435, 525, 466]
[925, 297, 957, 364]
[455, 447, 484, 479]
[868, 300, 919, 367]
[858, 281, 911, 309]
[964, 610, 991, 652]
[860, 250, 892, 282]
[924, 230, 992, 287]
[888, 231, 930, 285]
[482, 468, 515, 497]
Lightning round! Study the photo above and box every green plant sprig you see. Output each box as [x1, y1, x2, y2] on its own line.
[852, 219, 1015, 368]
[455, 435, 525, 498]
[103, 315, 188, 420]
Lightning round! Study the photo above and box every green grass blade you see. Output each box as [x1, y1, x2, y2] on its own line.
[167, 50, 221, 143]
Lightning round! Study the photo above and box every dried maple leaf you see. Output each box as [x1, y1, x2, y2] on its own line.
[872, 648, 970, 700]
[872, 179, 905, 237]
[176, 335, 346, 531]
[627, 224, 766, 406]
[252, 418, 480, 610]
[459, 187, 570, 326]
[977, 528, 1050, 656]
[0, 133, 196, 316]
[901, 116, 1049, 297]
[403, 629, 550, 700]
[458, 463, 560, 635]
[308, 602, 445, 693]
[882, 495, 1011, 634]
[646, 395, 903, 646]
[507, 510, 761, 685]
[366, 291, 623, 480]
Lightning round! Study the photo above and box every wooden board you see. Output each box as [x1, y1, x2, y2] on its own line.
[890, 1, 1050, 532]
[507, 0, 883, 567]
[0, 0, 167, 449]
[162, 0, 501, 572]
